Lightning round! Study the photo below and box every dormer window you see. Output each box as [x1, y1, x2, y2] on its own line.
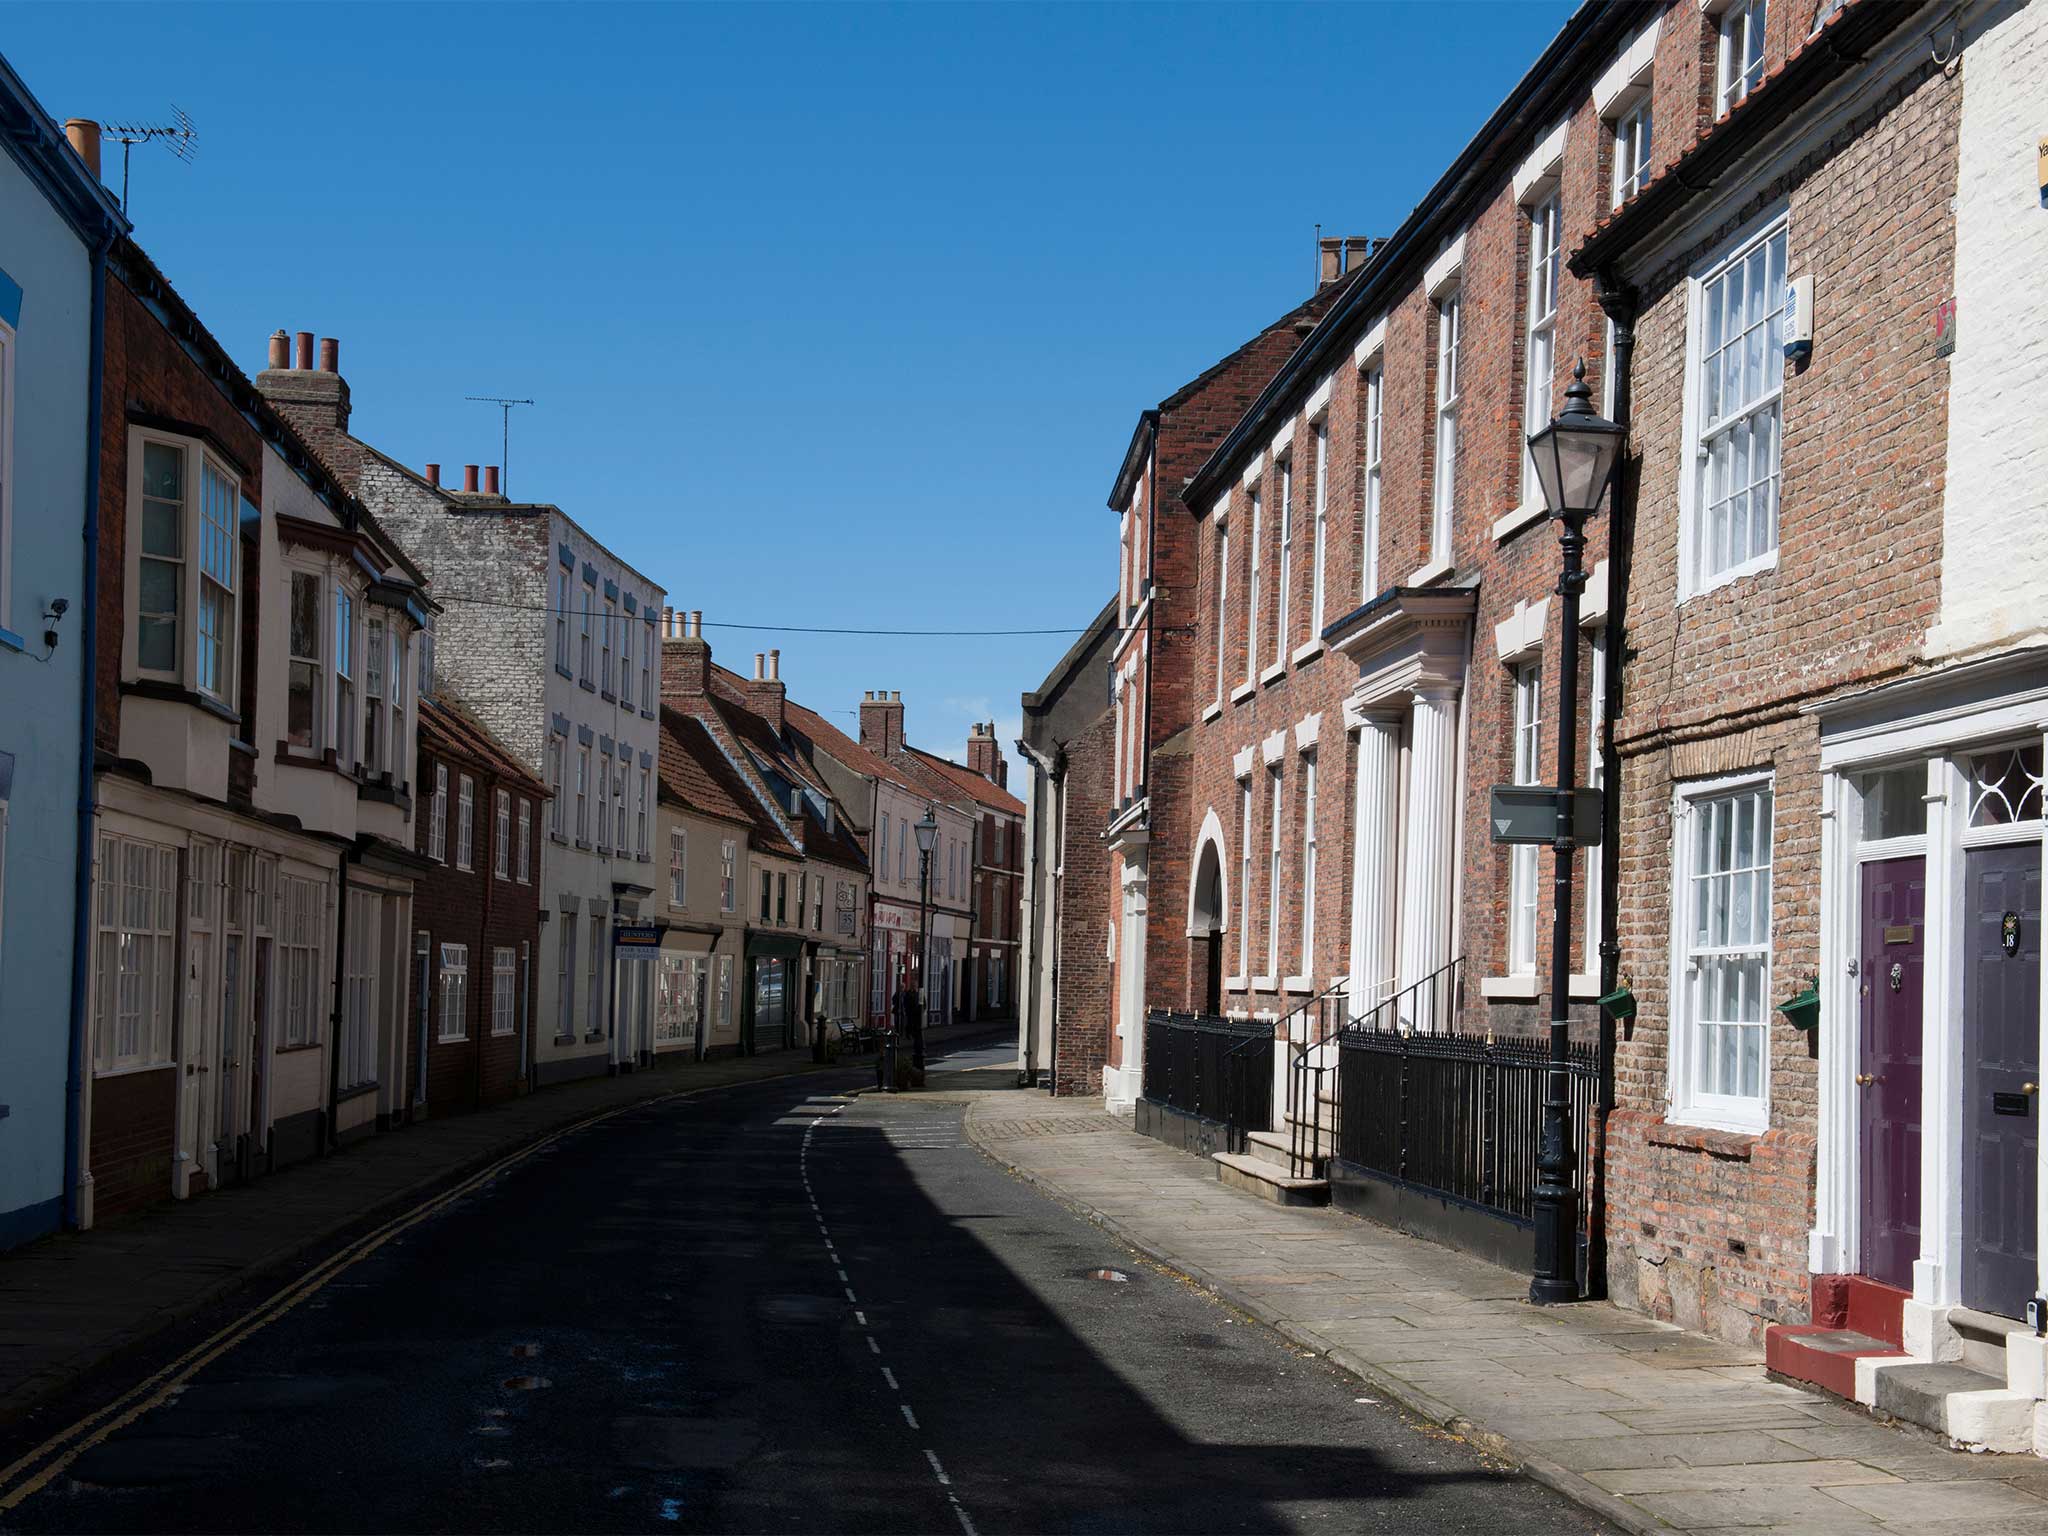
[130, 429, 241, 702]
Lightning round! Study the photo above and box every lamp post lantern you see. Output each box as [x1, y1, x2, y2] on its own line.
[1524, 360, 1626, 1306]
[913, 807, 940, 1072]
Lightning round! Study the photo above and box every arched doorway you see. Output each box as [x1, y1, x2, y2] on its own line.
[1188, 813, 1229, 1017]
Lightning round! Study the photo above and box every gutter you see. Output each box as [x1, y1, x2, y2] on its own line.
[65, 226, 116, 1230]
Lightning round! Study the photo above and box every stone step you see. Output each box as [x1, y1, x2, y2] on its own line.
[1246, 1128, 1331, 1174]
[1948, 1305, 2032, 1378]
[1212, 1151, 1330, 1207]
[1868, 1359, 2033, 1452]
[1764, 1324, 1905, 1402]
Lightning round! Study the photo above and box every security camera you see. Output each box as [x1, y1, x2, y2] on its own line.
[49, 597, 68, 617]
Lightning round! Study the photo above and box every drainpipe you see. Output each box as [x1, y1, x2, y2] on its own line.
[326, 842, 361, 1151]
[1048, 744, 1068, 1096]
[1017, 747, 1044, 1086]
[64, 226, 115, 1230]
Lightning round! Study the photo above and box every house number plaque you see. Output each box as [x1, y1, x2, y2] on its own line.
[2005, 911, 2022, 957]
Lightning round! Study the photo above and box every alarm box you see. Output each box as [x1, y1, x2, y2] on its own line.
[1784, 274, 1814, 365]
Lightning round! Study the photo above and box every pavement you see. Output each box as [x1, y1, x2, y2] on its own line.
[0, 1034, 1600, 1533]
[0, 1022, 980, 1440]
[958, 1082, 2048, 1535]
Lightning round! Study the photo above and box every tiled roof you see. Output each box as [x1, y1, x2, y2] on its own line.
[655, 705, 765, 836]
[907, 747, 1025, 816]
[420, 687, 547, 795]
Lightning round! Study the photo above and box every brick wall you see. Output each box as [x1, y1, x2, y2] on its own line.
[1604, 49, 1962, 1343]
[87, 1066, 177, 1220]
[1054, 708, 1114, 1097]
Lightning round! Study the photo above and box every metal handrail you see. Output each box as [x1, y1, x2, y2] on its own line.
[1293, 957, 1465, 1177]
[1280, 979, 1351, 1178]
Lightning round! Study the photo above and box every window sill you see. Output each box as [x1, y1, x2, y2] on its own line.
[122, 678, 241, 726]
[1201, 701, 1223, 724]
[1229, 681, 1256, 706]
[1405, 557, 1455, 588]
[1258, 661, 1287, 688]
[555, 664, 575, 682]
[335, 1080, 380, 1107]
[1649, 1118, 1762, 1160]
[1224, 976, 1249, 993]
[1281, 973, 1316, 994]
[435, 1034, 469, 1047]
[0, 626, 25, 654]
[1480, 973, 1540, 1001]
[582, 1029, 606, 1043]
[274, 1041, 324, 1056]
[1682, 549, 1779, 605]
[1290, 639, 1325, 668]
[575, 839, 592, 851]
[1490, 499, 1549, 544]
[579, 678, 598, 694]
[1569, 971, 1602, 1001]
[92, 1059, 177, 1079]
[1251, 974, 1276, 991]
[601, 690, 616, 704]
[552, 1032, 577, 1046]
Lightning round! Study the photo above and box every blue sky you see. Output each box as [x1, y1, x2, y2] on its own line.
[8, 0, 1572, 771]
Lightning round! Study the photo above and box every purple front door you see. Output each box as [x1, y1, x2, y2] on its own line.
[1963, 843, 2041, 1319]
[1859, 857, 1924, 1290]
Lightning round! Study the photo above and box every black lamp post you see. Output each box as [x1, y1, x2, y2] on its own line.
[1524, 360, 1626, 1306]
[914, 807, 939, 1072]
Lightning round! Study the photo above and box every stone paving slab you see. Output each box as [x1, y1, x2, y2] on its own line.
[963, 1085, 2048, 1535]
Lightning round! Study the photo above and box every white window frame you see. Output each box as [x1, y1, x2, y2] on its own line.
[494, 788, 511, 880]
[1611, 95, 1653, 208]
[601, 596, 616, 695]
[580, 583, 594, 683]
[92, 833, 179, 1073]
[492, 947, 517, 1036]
[557, 915, 577, 1037]
[1432, 290, 1462, 565]
[576, 745, 590, 842]
[333, 585, 356, 770]
[1508, 661, 1543, 976]
[1212, 506, 1230, 706]
[1309, 421, 1329, 641]
[1362, 365, 1383, 597]
[670, 826, 688, 908]
[1244, 485, 1263, 684]
[720, 837, 737, 911]
[438, 942, 469, 1043]
[364, 616, 387, 774]
[1263, 764, 1284, 983]
[555, 566, 571, 672]
[1234, 773, 1253, 985]
[588, 916, 606, 1037]
[1716, 0, 1767, 117]
[429, 762, 448, 863]
[279, 872, 323, 1049]
[127, 428, 242, 702]
[1668, 773, 1776, 1134]
[456, 773, 475, 870]
[1297, 749, 1318, 985]
[547, 735, 564, 837]
[517, 799, 532, 882]
[1680, 209, 1789, 599]
[1275, 452, 1294, 663]
[617, 764, 630, 855]
[1522, 196, 1561, 507]
[286, 568, 324, 753]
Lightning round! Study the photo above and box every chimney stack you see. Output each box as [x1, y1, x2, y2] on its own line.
[63, 119, 101, 180]
[424, 462, 441, 488]
[257, 327, 353, 437]
[463, 464, 479, 493]
[660, 600, 712, 698]
[860, 690, 906, 758]
[742, 647, 786, 733]
[484, 465, 500, 496]
[967, 720, 1006, 786]
[1317, 234, 1381, 290]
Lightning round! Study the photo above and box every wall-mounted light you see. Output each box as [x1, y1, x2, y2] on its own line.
[43, 597, 69, 652]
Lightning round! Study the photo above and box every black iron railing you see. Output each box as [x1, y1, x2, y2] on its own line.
[1281, 980, 1352, 1178]
[1141, 1010, 1273, 1136]
[1334, 978, 1601, 1227]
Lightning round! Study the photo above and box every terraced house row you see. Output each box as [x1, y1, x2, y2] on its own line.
[0, 59, 1021, 1254]
[1015, 0, 2048, 1456]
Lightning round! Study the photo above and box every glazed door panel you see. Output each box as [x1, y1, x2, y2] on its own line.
[1962, 843, 2041, 1319]
[1857, 857, 1924, 1291]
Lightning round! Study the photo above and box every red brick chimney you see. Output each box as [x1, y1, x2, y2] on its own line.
[966, 721, 1005, 784]
[859, 690, 904, 758]
[743, 648, 787, 735]
[255, 327, 352, 438]
[661, 607, 711, 698]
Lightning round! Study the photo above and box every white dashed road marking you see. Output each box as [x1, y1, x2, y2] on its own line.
[799, 1097, 972, 1534]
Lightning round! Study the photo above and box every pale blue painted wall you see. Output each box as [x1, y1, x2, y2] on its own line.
[0, 141, 92, 1248]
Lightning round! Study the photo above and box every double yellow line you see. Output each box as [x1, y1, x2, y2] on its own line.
[0, 1079, 739, 1512]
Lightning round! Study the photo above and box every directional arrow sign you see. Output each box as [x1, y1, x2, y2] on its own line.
[1489, 785, 1604, 846]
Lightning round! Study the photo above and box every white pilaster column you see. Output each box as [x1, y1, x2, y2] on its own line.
[1347, 714, 1401, 1019]
[1395, 685, 1460, 1028]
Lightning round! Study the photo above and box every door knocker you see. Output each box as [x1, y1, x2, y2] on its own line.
[1889, 961, 1904, 993]
[2004, 911, 2022, 957]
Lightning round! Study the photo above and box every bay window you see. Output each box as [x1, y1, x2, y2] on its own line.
[287, 572, 322, 750]
[1690, 218, 1787, 591]
[1672, 779, 1774, 1130]
[131, 431, 241, 698]
[334, 587, 355, 768]
[364, 617, 386, 772]
[196, 459, 235, 698]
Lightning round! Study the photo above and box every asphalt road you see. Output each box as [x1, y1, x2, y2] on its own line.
[3, 1034, 1609, 1534]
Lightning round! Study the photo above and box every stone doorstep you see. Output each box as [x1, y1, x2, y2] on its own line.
[1211, 1150, 1330, 1207]
[1768, 1323, 1909, 1401]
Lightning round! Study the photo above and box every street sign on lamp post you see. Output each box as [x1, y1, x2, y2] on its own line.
[1524, 360, 1625, 1307]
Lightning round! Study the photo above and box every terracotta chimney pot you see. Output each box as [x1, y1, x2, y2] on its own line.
[463, 464, 479, 493]
[294, 331, 314, 370]
[424, 462, 441, 488]
[484, 465, 500, 496]
[318, 337, 339, 374]
[266, 330, 290, 370]
[63, 119, 101, 180]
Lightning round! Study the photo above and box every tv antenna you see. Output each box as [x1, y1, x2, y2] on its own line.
[103, 105, 197, 214]
[465, 396, 535, 498]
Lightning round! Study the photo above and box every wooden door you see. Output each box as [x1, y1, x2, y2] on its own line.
[1857, 857, 1924, 1290]
[1963, 843, 2041, 1318]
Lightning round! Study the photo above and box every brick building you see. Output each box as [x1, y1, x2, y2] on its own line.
[1097, 280, 1348, 1112]
[1573, 0, 2048, 1452]
[83, 245, 429, 1223]
[1015, 599, 1118, 1092]
[257, 350, 665, 1086]
[912, 725, 1025, 1024]
[410, 686, 546, 1118]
